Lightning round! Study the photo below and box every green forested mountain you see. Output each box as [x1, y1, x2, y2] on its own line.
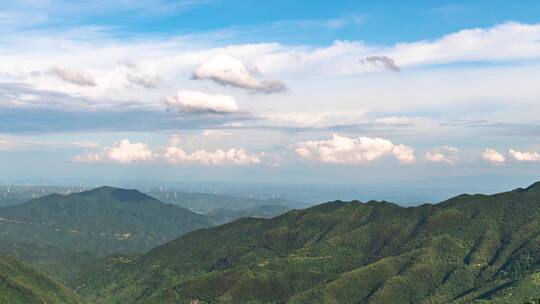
[0, 253, 83, 304]
[76, 182, 540, 303]
[0, 186, 293, 285]
[0, 186, 213, 255]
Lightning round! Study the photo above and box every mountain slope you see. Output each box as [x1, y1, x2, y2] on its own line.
[207, 204, 291, 225]
[0, 240, 98, 285]
[77, 182, 540, 303]
[0, 186, 213, 255]
[0, 253, 83, 304]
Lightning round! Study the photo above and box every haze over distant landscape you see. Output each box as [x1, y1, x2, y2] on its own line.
[1, 1, 540, 303]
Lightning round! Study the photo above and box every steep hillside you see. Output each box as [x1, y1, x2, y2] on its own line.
[0, 253, 83, 304]
[76, 182, 540, 303]
[0, 186, 213, 255]
[0, 240, 97, 284]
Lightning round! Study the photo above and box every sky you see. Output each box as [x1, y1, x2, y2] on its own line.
[1, 0, 540, 188]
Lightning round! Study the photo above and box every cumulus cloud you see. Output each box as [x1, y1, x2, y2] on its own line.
[162, 146, 261, 166]
[74, 136, 263, 166]
[508, 149, 540, 162]
[363, 56, 401, 72]
[425, 145, 459, 164]
[482, 148, 540, 164]
[164, 90, 239, 114]
[192, 54, 288, 93]
[46, 66, 96, 87]
[392, 144, 416, 164]
[295, 134, 415, 164]
[481, 148, 506, 164]
[73, 139, 153, 163]
[161, 135, 261, 166]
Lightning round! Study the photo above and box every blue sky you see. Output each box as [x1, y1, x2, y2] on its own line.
[1, 0, 540, 188]
[6, 1, 540, 43]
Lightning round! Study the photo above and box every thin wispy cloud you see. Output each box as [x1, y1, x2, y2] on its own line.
[0, 137, 97, 151]
[46, 66, 97, 87]
[0, 0, 214, 31]
[126, 74, 162, 89]
[363, 56, 401, 72]
[165, 90, 240, 114]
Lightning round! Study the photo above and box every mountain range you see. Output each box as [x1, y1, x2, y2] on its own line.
[1, 183, 540, 303]
[0, 185, 294, 286]
[74, 182, 540, 303]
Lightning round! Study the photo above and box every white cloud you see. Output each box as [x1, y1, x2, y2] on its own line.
[161, 135, 261, 166]
[202, 129, 229, 136]
[74, 136, 262, 166]
[0, 137, 97, 151]
[374, 116, 439, 127]
[264, 111, 367, 128]
[162, 146, 261, 166]
[392, 144, 416, 164]
[46, 66, 96, 86]
[255, 22, 540, 74]
[192, 54, 287, 93]
[374, 116, 413, 124]
[74, 139, 153, 163]
[481, 148, 506, 164]
[164, 90, 239, 113]
[508, 149, 540, 162]
[391, 22, 540, 66]
[481, 148, 540, 164]
[295, 134, 415, 164]
[425, 145, 459, 165]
